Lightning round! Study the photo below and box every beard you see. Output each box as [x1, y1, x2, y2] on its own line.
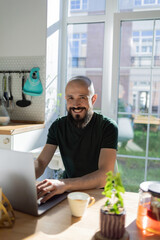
[67, 107, 93, 128]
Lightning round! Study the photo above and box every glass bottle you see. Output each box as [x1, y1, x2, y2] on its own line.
[136, 181, 160, 235]
[0, 98, 10, 125]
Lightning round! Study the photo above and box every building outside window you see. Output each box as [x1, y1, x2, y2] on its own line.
[119, 0, 160, 11]
[134, 0, 160, 6]
[70, 0, 88, 11]
[68, 32, 87, 68]
[67, 19, 105, 111]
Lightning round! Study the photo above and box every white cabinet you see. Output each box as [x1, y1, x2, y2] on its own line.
[0, 124, 44, 152]
[12, 129, 44, 152]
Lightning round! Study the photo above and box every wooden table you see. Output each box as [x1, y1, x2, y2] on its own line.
[133, 115, 160, 125]
[0, 189, 159, 240]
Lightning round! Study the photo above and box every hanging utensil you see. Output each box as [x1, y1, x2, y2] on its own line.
[3, 74, 9, 108]
[23, 67, 43, 96]
[16, 75, 31, 107]
[8, 74, 14, 111]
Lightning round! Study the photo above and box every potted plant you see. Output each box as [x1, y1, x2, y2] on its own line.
[95, 171, 129, 240]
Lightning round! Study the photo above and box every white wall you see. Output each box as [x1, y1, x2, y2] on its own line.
[0, 0, 47, 56]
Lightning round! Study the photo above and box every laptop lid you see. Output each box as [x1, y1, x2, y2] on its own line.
[0, 149, 67, 216]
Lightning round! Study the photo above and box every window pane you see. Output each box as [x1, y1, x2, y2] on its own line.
[119, 0, 160, 11]
[119, 70, 151, 114]
[148, 123, 160, 157]
[117, 156, 145, 192]
[154, 20, 160, 67]
[67, 23, 104, 111]
[135, 0, 141, 6]
[47, 0, 60, 28]
[144, 0, 155, 4]
[147, 160, 160, 181]
[149, 70, 160, 158]
[118, 117, 147, 157]
[68, 0, 106, 16]
[152, 69, 160, 114]
[46, 31, 59, 122]
[120, 21, 154, 67]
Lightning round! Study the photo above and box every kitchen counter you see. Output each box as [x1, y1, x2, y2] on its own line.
[0, 122, 45, 135]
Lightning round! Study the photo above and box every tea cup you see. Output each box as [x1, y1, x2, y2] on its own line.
[67, 192, 95, 217]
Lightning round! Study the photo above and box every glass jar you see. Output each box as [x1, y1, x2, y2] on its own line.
[136, 181, 160, 235]
[0, 102, 10, 126]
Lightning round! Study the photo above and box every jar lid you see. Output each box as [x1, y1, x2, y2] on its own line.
[148, 183, 160, 197]
[140, 181, 160, 192]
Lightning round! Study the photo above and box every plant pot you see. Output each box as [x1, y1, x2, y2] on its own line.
[100, 206, 126, 239]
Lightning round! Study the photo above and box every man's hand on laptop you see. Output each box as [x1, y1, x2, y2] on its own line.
[36, 179, 66, 203]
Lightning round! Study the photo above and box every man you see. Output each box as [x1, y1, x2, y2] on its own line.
[35, 76, 118, 203]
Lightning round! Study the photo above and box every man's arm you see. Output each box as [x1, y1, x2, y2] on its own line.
[37, 148, 116, 203]
[35, 144, 57, 179]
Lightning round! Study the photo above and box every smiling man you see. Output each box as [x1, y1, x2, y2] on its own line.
[35, 76, 118, 203]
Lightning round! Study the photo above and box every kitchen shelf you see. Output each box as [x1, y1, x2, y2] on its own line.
[0, 121, 45, 135]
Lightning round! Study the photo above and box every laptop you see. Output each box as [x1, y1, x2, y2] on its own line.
[0, 149, 68, 216]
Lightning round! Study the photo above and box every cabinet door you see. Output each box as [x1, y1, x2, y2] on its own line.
[12, 128, 44, 152]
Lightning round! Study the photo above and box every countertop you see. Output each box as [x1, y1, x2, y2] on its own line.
[0, 121, 45, 135]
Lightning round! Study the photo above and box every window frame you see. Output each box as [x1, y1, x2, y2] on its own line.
[112, 10, 160, 180]
[59, 0, 118, 117]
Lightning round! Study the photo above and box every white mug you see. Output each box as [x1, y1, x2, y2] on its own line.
[67, 192, 95, 217]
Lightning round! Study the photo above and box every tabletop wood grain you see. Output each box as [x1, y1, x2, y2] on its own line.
[0, 189, 159, 240]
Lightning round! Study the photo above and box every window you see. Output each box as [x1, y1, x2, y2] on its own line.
[112, 10, 160, 191]
[131, 27, 154, 66]
[70, 0, 88, 11]
[67, 23, 105, 111]
[131, 27, 160, 66]
[69, 32, 87, 67]
[119, 0, 160, 11]
[135, 0, 141, 6]
[68, 0, 106, 16]
[46, 0, 60, 123]
[144, 0, 155, 4]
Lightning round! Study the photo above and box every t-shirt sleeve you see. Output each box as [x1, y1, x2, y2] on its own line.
[101, 120, 118, 150]
[46, 120, 58, 145]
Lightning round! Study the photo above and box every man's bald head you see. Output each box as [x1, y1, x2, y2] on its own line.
[65, 76, 95, 97]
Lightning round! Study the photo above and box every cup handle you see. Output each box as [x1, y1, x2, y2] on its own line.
[88, 197, 95, 208]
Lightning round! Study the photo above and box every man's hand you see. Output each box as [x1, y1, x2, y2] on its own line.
[36, 179, 67, 203]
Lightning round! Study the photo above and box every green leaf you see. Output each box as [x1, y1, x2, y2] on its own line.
[116, 185, 125, 193]
[104, 199, 110, 206]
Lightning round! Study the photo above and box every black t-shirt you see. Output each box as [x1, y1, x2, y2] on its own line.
[47, 112, 118, 178]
